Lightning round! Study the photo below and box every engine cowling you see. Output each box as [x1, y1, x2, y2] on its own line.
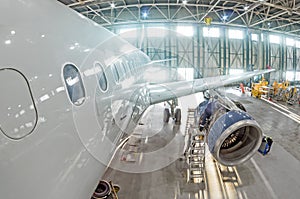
[92, 180, 111, 198]
[207, 110, 262, 166]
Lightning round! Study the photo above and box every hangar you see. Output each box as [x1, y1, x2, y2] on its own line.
[60, 0, 300, 80]
[1, 0, 300, 199]
[58, 1, 300, 198]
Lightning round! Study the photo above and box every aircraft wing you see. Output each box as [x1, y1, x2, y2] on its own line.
[147, 69, 275, 105]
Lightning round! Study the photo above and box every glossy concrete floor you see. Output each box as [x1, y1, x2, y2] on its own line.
[103, 89, 300, 199]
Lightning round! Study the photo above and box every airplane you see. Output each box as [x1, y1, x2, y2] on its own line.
[0, 0, 274, 198]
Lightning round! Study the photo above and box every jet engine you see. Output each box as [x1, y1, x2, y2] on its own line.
[92, 180, 120, 199]
[207, 108, 262, 166]
[197, 91, 263, 166]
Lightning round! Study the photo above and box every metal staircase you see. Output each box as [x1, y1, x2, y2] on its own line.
[185, 108, 196, 133]
[185, 108, 206, 183]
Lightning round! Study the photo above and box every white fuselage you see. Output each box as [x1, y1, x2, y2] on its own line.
[0, 1, 174, 198]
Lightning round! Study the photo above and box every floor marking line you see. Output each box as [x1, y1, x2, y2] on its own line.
[271, 107, 300, 124]
[261, 98, 300, 121]
[251, 158, 278, 199]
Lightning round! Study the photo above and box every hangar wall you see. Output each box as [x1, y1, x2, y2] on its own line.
[107, 24, 300, 82]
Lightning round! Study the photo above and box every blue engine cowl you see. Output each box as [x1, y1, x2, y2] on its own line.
[207, 110, 262, 166]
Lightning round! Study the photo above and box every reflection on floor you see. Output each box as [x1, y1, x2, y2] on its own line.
[103, 88, 300, 199]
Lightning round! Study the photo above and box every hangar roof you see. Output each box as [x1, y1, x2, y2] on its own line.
[58, 0, 300, 37]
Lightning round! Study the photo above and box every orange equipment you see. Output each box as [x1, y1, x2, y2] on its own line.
[251, 77, 269, 98]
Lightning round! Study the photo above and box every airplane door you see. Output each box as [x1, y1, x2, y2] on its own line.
[0, 68, 38, 139]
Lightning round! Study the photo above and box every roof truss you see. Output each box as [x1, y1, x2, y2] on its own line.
[58, 0, 300, 37]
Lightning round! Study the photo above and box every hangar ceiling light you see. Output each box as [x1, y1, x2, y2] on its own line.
[222, 15, 228, 21]
[142, 12, 148, 19]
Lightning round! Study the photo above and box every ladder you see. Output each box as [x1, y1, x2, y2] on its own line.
[185, 109, 206, 183]
[185, 108, 196, 133]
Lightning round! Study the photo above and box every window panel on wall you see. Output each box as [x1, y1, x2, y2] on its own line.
[251, 34, 258, 41]
[270, 44, 280, 70]
[228, 29, 243, 40]
[176, 26, 194, 37]
[118, 27, 139, 47]
[203, 38, 220, 77]
[269, 35, 281, 44]
[169, 36, 179, 68]
[286, 46, 294, 71]
[229, 68, 244, 75]
[203, 27, 220, 38]
[286, 38, 295, 47]
[296, 72, 300, 81]
[146, 37, 166, 61]
[229, 39, 244, 69]
[297, 48, 300, 71]
[251, 40, 258, 67]
[177, 68, 194, 80]
[296, 40, 300, 48]
[146, 27, 171, 61]
[286, 71, 295, 81]
[176, 36, 195, 68]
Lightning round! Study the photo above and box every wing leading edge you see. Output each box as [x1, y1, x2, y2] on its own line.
[147, 69, 275, 105]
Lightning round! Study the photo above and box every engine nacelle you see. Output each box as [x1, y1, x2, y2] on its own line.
[207, 110, 262, 166]
[92, 180, 111, 199]
[92, 180, 120, 199]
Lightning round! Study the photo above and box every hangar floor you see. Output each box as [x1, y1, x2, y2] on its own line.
[103, 88, 300, 199]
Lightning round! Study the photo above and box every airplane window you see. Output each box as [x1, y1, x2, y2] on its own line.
[111, 64, 120, 83]
[115, 62, 124, 79]
[95, 63, 108, 91]
[132, 61, 137, 72]
[0, 68, 37, 139]
[127, 61, 131, 71]
[125, 62, 131, 75]
[122, 62, 128, 74]
[63, 64, 86, 106]
[129, 61, 135, 71]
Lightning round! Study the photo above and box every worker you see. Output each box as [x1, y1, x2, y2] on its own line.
[199, 95, 221, 131]
[197, 90, 210, 115]
[240, 83, 245, 94]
